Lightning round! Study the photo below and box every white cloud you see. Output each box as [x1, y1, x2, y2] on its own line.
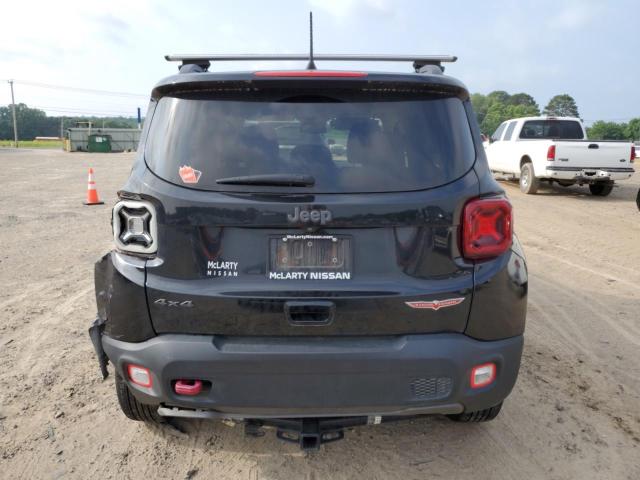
[548, 2, 600, 29]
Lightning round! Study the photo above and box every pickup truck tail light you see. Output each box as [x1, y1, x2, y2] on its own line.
[546, 145, 556, 161]
[461, 198, 513, 260]
[631, 145, 636, 163]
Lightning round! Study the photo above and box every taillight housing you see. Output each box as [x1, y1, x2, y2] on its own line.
[462, 197, 513, 260]
[631, 145, 636, 163]
[112, 200, 157, 254]
[546, 145, 556, 161]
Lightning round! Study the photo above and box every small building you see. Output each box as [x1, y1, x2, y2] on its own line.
[66, 127, 141, 152]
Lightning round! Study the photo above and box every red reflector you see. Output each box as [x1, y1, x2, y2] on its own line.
[254, 70, 367, 78]
[462, 198, 512, 260]
[127, 364, 152, 388]
[471, 363, 496, 389]
[174, 379, 203, 396]
[546, 144, 556, 161]
[631, 145, 636, 163]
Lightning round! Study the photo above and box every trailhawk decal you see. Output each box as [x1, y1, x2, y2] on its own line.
[405, 298, 465, 311]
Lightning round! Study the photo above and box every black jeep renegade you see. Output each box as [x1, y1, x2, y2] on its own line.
[90, 54, 527, 450]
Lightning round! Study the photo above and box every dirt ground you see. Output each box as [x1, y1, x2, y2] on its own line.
[0, 149, 638, 480]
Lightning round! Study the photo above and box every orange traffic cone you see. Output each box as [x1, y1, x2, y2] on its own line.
[83, 168, 104, 205]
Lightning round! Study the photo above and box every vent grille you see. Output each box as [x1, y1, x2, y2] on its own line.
[410, 377, 453, 400]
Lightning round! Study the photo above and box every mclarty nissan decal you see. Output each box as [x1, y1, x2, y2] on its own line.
[268, 271, 351, 280]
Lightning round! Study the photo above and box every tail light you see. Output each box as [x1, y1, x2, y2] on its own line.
[112, 200, 157, 254]
[127, 364, 152, 388]
[631, 145, 636, 163]
[546, 145, 556, 161]
[462, 197, 512, 260]
[254, 70, 367, 77]
[470, 363, 496, 389]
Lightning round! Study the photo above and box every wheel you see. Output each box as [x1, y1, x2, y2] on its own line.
[519, 163, 539, 194]
[589, 183, 613, 196]
[447, 402, 503, 422]
[115, 373, 164, 424]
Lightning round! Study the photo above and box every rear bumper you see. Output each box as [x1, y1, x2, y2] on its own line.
[102, 332, 523, 418]
[545, 166, 634, 182]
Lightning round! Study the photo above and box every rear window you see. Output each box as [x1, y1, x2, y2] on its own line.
[145, 92, 475, 193]
[519, 120, 584, 140]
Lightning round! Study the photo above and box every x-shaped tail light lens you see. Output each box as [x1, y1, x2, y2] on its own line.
[112, 200, 158, 254]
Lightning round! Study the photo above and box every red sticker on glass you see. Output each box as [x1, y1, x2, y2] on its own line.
[179, 165, 202, 184]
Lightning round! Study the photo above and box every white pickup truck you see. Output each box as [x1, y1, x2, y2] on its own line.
[485, 116, 635, 195]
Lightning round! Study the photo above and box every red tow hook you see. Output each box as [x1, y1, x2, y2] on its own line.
[174, 379, 203, 396]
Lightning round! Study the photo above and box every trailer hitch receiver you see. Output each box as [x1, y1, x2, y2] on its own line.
[275, 418, 345, 451]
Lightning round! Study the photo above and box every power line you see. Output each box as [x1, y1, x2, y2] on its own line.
[3, 79, 148, 98]
[31, 104, 139, 116]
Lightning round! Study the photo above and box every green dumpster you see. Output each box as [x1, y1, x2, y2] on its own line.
[88, 134, 112, 153]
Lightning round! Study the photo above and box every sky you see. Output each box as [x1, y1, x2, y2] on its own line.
[0, 0, 637, 125]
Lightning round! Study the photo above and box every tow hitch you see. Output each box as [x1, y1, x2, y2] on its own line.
[157, 406, 413, 451]
[244, 417, 379, 451]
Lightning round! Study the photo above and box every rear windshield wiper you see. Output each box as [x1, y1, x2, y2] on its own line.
[216, 174, 315, 187]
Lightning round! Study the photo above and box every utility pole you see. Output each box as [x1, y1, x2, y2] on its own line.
[8, 80, 18, 148]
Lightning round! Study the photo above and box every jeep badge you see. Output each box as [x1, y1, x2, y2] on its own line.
[287, 206, 332, 225]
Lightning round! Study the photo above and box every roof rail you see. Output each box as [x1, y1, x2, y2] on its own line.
[164, 54, 458, 74]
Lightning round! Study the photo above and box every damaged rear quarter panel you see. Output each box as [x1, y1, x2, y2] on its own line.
[95, 251, 155, 342]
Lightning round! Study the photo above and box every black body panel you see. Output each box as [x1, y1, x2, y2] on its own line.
[94, 252, 155, 342]
[466, 242, 528, 340]
[138, 166, 479, 336]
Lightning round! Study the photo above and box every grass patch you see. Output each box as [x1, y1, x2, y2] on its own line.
[0, 139, 63, 149]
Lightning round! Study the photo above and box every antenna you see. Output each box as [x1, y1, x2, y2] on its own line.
[306, 12, 316, 70]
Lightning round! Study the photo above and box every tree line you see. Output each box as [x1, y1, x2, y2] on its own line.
[472, 91, 639, 140]
[1, 97, 639, 141]
[0, 103, 138, 140]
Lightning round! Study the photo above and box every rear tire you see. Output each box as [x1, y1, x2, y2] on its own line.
[447, 402, 503, 422]
[519, 163, 539, 194]
[589, 183, 613, 196]
[115, 373, 164, 424]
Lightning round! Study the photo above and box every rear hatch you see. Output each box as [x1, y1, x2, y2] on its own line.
[142, 78, 480, 336]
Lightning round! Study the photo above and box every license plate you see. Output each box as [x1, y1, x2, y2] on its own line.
[269, 235, 351, 273]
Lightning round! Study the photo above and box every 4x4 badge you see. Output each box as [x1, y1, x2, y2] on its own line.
[405, 298, 464, 311]
[154, 298, 194, 308]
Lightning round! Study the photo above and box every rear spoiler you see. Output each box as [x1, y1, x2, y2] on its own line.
[164, 54, 458, 74]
